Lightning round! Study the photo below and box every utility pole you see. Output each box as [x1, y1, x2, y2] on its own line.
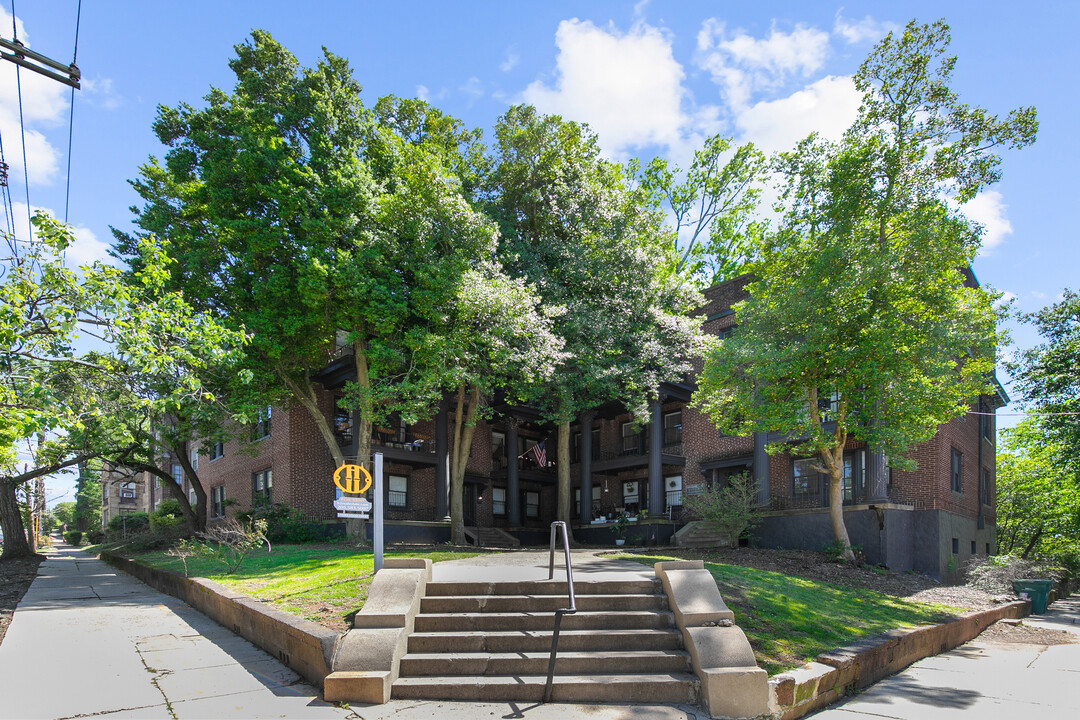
[0, 37, 80, 88]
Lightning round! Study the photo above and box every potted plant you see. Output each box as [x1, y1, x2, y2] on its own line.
[611, 514, 629, 546]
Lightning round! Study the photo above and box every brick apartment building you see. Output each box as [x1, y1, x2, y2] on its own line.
[154, 274, 1004, 579]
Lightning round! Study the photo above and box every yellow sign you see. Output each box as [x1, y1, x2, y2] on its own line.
[333, 464, 372, 495]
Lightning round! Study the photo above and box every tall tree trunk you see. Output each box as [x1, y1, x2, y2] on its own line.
[1020, 524, 1044, 559]
[557, 421, 571, 531]
[449, 385, 481, 545]
[176, 441, 208, 532]
[0, 479, 33, 559]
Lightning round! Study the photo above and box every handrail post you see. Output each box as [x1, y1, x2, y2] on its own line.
[543, 521, 576, 703]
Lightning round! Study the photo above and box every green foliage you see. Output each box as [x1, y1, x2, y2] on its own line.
[1010, 290, 1080, 463]
[107, 512, 149, 535]
[610, 514, 630, 539]
[995, 418, 1080, 561]
[684, 473, 763, 548]
[63, 530, 83, 545]
[85, 529, 105, 545]
[236, 502, 325, 544]
[149, 499, 188, 538]
[822, 540, 864, 563]
[693, 20, 1035, 561]
[52, 502, 76, 527]
[637, 135, 767, 284]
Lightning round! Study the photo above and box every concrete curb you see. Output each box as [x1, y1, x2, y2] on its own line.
[767, 599, 1030, 720]
[100, 550, 341, 689]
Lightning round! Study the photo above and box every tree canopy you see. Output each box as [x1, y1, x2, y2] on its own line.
[694, 19, 1036, 561]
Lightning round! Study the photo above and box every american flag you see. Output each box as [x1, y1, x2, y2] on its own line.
[531, 440, 547, 467]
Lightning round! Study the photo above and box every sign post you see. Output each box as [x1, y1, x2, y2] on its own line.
[374, 452, 384, 572]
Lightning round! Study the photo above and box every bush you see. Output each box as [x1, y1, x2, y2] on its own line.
[150, 514, 186, 536]
[683, 472, 763, 548]
[237, 502, 323, 544]
[965, 555, 1065, 595]
[195, 518, 270, 574]
[63, 530, 83, 545]
[108, 512, 149, 535]
[85, 529, 105, 544]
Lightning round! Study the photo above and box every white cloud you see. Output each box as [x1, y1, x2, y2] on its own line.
[961, 190, 1013, 253]
[734, 74, 861, 153]
[82, 76, 123, 111]
[994, 290, 1017, 311]
[416, 85, 430, 102]
[500, 47, 520, 73]
[459, 76, 484, 100]
[697, 20, 830, 108]
[833, 13, 897, 44]
[0, 9, 69, 187]
[521, 18, 691, 155]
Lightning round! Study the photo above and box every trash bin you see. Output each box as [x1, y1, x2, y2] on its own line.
[1012, 579, 1053, 614]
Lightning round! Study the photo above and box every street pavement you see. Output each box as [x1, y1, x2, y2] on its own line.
[2, 542, 1078, 719]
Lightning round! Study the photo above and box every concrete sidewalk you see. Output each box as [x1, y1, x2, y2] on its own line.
[809, 594, 1080, 719]
[0, 544, 703, 720]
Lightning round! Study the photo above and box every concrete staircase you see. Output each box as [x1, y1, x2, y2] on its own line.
[464, 526, 521, 548]
[392, 578, 699, 703]
[674, 520, 733, 549]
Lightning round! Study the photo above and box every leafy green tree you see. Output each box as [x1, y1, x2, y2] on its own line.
[1, 214, 244, 558]
[73, 461, 102, 531]
[52, 501, 76, 528]
[637, 135, 767, 285]
[490, 105, 702, 532]
[996, 419, 1080, 560]
[694, 20, 1036, 562]
[1010, 290, 1080, 462]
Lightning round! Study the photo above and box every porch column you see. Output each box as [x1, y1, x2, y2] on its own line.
[507, 416, 521, 526]
[435, 395, 450, 520]
[752, 432, 770, 505]
[580, 411, 596, 521]
[648, 399, 664, 515]
[866, 449, 889, 503]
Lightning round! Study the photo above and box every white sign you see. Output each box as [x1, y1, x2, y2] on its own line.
[335, 497, 372, 519]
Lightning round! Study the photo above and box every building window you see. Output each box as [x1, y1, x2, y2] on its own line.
[971, 540, 977, 554]
[388, 475, 408, 508]
[211, 485, 226, 518]
[986, 543, 991, 555]
[492, 487, 507, 516]
[254, 406, 272, 439]
[119, 482, 136, 505]
[189, 488, 197, 506]
[717, 324, 737, 339]
[841, 452, 864, 504]
[591, 427, 601, 460]
[951, 449, 963, 493]
[620, 422, 641, 455]
[622, 481, 641, 513]
[334, 408, 353, 446]
[525, 491, 539, 519]
[209, 440, 224, 461]
[665, 475, 683, 508]
[190, 448, 199, 470]
[979, 405, 993, 441]
[172, 463, 183, 487]
[571, 432, 581, 462]
[574, 485, 601, 517]
[952, 537, 959, 554]
[252, 468, 273, 504]
[663, 410, 682, 446]
[793, 459, 819, 497]
[492, 431, 507, 471]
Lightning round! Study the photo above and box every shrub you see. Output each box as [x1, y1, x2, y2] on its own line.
[150, 514, 186, 536]
[195, 518, 270, 574]
[237, 501, 322, 543]
[965, 555, 1065, 594]
[108, 512, 149, 535]
[63, 530, 83, 545]
[85, 529, 105, 544]
[683, 472, 763, 548]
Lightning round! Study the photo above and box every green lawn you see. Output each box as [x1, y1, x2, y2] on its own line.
[128, 544, 488, 632]
[617, 553, 962, 674]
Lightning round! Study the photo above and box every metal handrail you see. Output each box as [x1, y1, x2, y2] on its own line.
[543, 521, 576, 703]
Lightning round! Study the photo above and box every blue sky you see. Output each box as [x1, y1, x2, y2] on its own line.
[2, 1, 1074, 504]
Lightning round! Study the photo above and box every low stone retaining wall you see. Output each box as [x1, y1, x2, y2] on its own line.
[768, 600, 1030, 720]
[100, 551, 340, 689]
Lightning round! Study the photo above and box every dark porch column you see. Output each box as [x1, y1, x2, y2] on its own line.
[580, 411, 596, 521]
[648, 399, 664, 515]
[866, 449, 889, 503]
[507, 416, 521, 526]
[753, 431, 770, 505]
[435, 395, 450, 520]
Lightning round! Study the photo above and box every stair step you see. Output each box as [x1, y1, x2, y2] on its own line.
[399, 650, 691, 676]
[414, 611, 673, 633]
[392, 673, 699, 703]
[420, 593, 666, 613]
[408, 628, 684, 653]
[424, 580, 660, 596]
